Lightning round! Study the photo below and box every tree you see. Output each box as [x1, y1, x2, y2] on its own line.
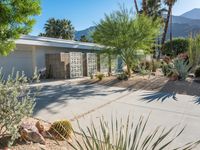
[80, 35, 89, 42]
[39, 18, 75, 40]
[146, 0, 167, 20]
[161, 0, 177, 51]
[0, 0, 41, 55]
[93, 7, 161, 77]
[135, 0, 166, 20]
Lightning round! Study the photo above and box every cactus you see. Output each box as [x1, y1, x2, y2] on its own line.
[49, 120, 73, 140]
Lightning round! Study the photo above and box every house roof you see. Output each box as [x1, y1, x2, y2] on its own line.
[15, 35, 104, 50]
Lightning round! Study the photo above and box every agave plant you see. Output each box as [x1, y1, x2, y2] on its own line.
[173, 58, 190, 80]
[69, 115, 200, 150]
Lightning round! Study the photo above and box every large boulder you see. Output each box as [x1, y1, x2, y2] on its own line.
[19, 122, 45, 145]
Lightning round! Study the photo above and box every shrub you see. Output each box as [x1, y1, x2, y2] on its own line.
[188, 34, 200, 70]
[89, 72, 94, 79]
[0, 70, 39, 146]
[163, 38, 189, 56]
[70, 115, 200, 150]
[117, 72, 128, 80]
[49, 120, 73, 140]
[161, 62, 173, 76]
[96, 72, 104, 81]
[140, 61, 152, 70]
[195, 66, 200, 78]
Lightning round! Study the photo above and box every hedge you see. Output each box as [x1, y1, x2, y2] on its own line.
[163, 38, 189, 56]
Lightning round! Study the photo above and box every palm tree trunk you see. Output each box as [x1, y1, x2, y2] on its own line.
[108, 54, 112, 76]
[170, 8, 173, 55]
[134, 0, 139, 14]
[161, 4, 172, 52]
[142, 0, 148, 15]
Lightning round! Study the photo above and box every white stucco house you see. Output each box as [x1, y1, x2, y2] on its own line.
[0, 35, 104, 78]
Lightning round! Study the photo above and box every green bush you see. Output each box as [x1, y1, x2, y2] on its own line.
[0, 70, 39, 146]
[163, 38, 189, 56]
[195, 66, 200, 78]
[161, 62, 173, 76]
[188, 34, 200, 69]
[96, 72, 105, 81]
[117, 72, 128, 80]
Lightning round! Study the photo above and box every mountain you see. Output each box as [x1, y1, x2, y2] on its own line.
[75, 9, 200, 40]
[181, 8, 200, 20]
[75, 26, 96, 41]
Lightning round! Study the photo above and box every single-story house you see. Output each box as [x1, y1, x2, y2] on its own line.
[0, 35, 121, 79]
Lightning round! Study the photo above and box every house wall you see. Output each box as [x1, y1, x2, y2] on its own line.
[34, 46, 97, 73]
[0, 45, 33, 77]
[0, 43, 101, 78]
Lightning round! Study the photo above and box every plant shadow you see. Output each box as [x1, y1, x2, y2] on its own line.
[141, 91, 177, 103]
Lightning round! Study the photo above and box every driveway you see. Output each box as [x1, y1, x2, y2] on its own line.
[33, 80, 200, 149]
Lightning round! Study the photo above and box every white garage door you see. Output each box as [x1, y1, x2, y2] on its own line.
[0, 50, 33, 78]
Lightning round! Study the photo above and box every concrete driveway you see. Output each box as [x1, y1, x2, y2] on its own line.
[33, 80, 200, 149]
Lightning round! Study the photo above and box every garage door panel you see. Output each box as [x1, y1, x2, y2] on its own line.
[0, 50, 33, 77]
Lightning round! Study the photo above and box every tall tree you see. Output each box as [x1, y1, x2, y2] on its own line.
[40, 18, 75, 40]
[136, 0, 166, 20]
[142, 0, 148, 15]
[93, 7, 161, 77]
[161, 0, 177, 51]
[0, 0, 41, 55]
[146, 0, 166, 20]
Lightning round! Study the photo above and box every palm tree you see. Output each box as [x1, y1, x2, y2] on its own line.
[39, 18, 75, 40]
[146, 0, 167, 20]
[142, 0, 148, 15]
[161, 0, 177, 52]
[135, 0, 166, 20]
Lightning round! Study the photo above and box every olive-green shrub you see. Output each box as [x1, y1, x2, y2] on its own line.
[96, 73, 105, 81]
[0, 69, 39, 146]
[117, 72, 128, 80]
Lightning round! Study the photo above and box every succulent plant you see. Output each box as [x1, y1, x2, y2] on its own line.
[49, 120, 73, 140]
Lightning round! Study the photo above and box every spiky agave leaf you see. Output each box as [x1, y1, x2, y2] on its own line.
[70, 115, 200, 150]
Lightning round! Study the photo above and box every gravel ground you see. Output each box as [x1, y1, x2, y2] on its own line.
[0, 118, 83, 150]
[79, 75, 200, 97]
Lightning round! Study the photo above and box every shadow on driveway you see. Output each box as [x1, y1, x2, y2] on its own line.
[33, 83, 127, 115]
[141, 91, 177, 103]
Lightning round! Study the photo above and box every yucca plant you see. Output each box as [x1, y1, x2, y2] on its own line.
[69, 115, 200, 150]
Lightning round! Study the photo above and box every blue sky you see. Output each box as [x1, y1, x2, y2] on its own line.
[31, 0, 200, 36]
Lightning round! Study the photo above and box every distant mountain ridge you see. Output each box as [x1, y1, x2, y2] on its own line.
[181, 8, 200, 20]
[75, 26, 95, 41]
[75, 8, 200, 40]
